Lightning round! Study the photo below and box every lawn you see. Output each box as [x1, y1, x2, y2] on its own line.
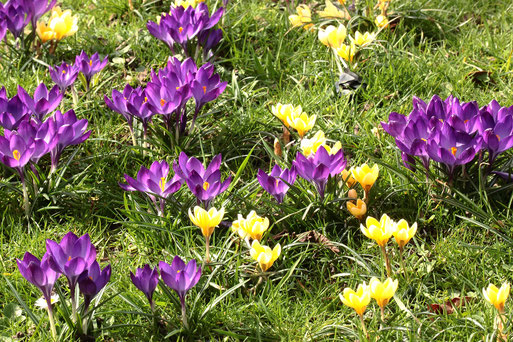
[1, 0, 513, 340]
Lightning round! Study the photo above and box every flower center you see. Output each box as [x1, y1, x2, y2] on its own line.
[497, 134, 501, 141]
[202, 86, 207, 94]
[12, 150, 20, 161]
[179, 27, 184, 33]
[451, 147, 457, 156]
[89, 276, 93, 280]
[89, 60, 93, 66]
[177, 270, 181, 273]
[68, 256, 72, 261]
[176, 86, 180, 91]
[203, 181, 210, 190]
[275, 179, 280, 187]
[144, 96, 148, 102]
[160, 98, 166, 106]
[159, 177, 166, 192]
[62, 70, 66, 74]
[421, 138, 427, 142]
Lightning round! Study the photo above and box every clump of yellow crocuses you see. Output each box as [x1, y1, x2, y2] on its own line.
[189, 206, 225, 262]
[250, 241, 281, 272]
[37, 7, 78, 43]
[288, 5, 314, 31]
[271, 103, 303, 128]
[340, 282, 371, 338]
[318, 0, 350, 20]
[369, 277, 398, 321]
[352, 163, 379, 200]
[231, 211, 269, 242]
[361, 214, 394, 276]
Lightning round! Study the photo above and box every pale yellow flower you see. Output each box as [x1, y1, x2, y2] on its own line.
[393, 219, 417, 249]
[483, 282, 510, 313]
[188, 206, 225, 238]
[352, 31, 376, 46]
[360, 214, 394, 247]
[173, 0, 204, 8]
[369, 277, 398, 309]
[271, 103, 303, 128]
[231, 211, 269, 241]
[250, 240, 281, 272]
[36, 6, 78, 43]
[335, 41, 356, 62]
[318, 24, 347, 49]
[287, 113, 316, 138]
[300, 131, 342, 156]
[375, 15, 389, 28]
[289, 5, 314, 31]
[318, 0, 350, 20]
[352, 164, 379, 193]
[340, 282, 371, 316]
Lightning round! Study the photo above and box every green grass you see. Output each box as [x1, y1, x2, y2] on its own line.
[2, 0, 513, 340]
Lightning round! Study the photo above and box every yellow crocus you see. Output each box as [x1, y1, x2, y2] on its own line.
[483, 283, 510, 313]
[347, 199, 367, 221]
[300, 130, 342, 156]
[289, 5, 314, 31]
[352, 31, 376, 46]
[318, 0, 350, 20]
[369, 277, 398, 320]
[286, 113, 316, 138]
[360, 214, 394, 247]
[231, 211, 269, 241]
[188, 206, 224, 238]
[250, 240, 281, 272]
[36, 7, 78, 43]
[340, 282, 371, 317]
[335, 41, 356, 62]
[375, 15, 389, 28]
[173, 0, 204, 8]
[352, 163, 379, 193]
[271, 103, 303, 128]
[318, 24, 347, 49]
[393, 219, 417, 250]
[342, 168, 356, 188]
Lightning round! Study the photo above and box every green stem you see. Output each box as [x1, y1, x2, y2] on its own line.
[46, 302, 57, 341]
[358, 313, 369, 340]
[21, 175, 30, 220]
[180, 298, 188, 329]
[399, 247, 409, 281]
[380, 245, 391, 278]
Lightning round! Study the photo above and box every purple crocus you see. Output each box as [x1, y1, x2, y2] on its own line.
[159, 256, 201, 328]
[75, 51, 108, 90]
[78, 261, 111, 325]
[293, 147, 347, 199]
[21, 0, 56, 29]
[47, 110, 91, 172]
[257, 165, 297, 204]
[17, 83, 63, 122]
[0, 94, 30, 131]
[190, 63, 227, 121]
[4, 2, 29, 39]
[130, 264, 159, 311]
[17, 252, 60, 338]
[145, 75, 188, 124]
[120, 160, 182, 216]
[4, 119, 57, 164]
[173, 152, 231, 207]
[49, 62, 79, 93]
[0, 133, 35, 174]
[46, 232, 96, 319]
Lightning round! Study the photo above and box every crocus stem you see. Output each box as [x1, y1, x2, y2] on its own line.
[70, 284, 77, 322]
[21, 173, 30, 220]
[46, 300, 57, 341]
[399, 247, 409, 281]
[380, 305, 385, 322]
[205, 236, 210, 263]
[358, 313, 369, 340]
[380, 245, 391, 277]
[180, 297, 188, 329]
[129, 125, 137, 147]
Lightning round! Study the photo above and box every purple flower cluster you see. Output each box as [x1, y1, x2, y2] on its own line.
[257, 165, 297, 204]
[381, 95, 513, 177]
[0, 0, 56, 40]
[17, 232, 111, 323]
[120, 152, 231, 213]
[105, 57, 226, 140]
[147, 3, 223, 58]
[0, 85, 90, 177]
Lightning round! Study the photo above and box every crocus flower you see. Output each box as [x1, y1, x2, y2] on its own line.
[46, 232, 96, 319]
[17, 252, 60, 338]
[288, 5, 313, 30]
[198, 28, 222, 55]
[336, 42, 356, 63]
[318, 24, 347, 49]
[17, 83, 63, 122]
[361, 214, 394, 276]
[300, 130, 342, 157]
[352, 31, 376, 46]
[190, 63, 227, 120]
[231, 211, 269, 241]
[174, 152, 231, 207]
[293, 146, 347, 199]
[75, 51, 108, 89]
[189, 206, 224, 262]
[130, 265, 159, 311]
[375, 15, 389, 28]
[49, 62, 79, 93]
[173, 0, 204, 8]
[347, 198, 366, 221]
[0, 94, 30, 131]
[48, 110, 91, 172]
[271, 103, 303, 128]
[318, 0, 349, 19]
[22, 0, 56, 29]
[339, 282, 371, 338]
[369, 277, 398, 321]
[352, 164, 379, 196]
[393, 219, 417, 250]
[36, 6, 78, 42]
[342, 168, 356, 187]
[286, 112, 316, 138]
[4, 3, 29, 39]
[159, 256, 201, 328]
[0, 134, 36, 173]
[78, 261, 111, 315]
[483, 282, 510, 313]
[257, 165, 297, 204]
[250, 240, 281, 272]
[120, 161, 182, 216]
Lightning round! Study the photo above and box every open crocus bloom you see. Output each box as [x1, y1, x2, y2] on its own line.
[318, 24, 347, 49]
[339, 282, 371, 317]
[369, 277, 398, 309]
[352, 164, 379, 193]
[392, 219, 417, 249]
[483, 282, 510, 313]
[257, 164, 297, 204]
[159, 256, 201, 303]
[250, 240, 281, 272]
[188, 206, 224, 238]
[231, 211, 269, 241]
[360, 214, 395, 247]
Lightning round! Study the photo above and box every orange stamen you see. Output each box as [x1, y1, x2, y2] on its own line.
[179, 27, 184, 33]
[451, 147, 457, 156]
[203, 181, 210, 190]
[160, 98, 166, 107]
[12, 150, 20, 161]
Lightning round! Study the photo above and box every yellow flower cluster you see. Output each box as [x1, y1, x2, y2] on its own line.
[345, 163, 379, 220]
[361, 214, 417, 250]
[231, 211, 269, 241]
[317, 24, 376, 64]
[300, 131, 342, 157]
[36, 7, 78, 43]
[289, 1, 350, 31]
[271, 103, 316, 138]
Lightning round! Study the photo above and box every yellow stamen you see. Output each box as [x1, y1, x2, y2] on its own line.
[497, 135, 501, 141]
[421, 138, 427, 142]
[177, 270, 181, 273]
[202, 86, 207, 94]
[12, 150, 20, 161]
[179, 27, 184, 33]
[160, 98, 166, 106]
[176, 86, 180, 91]
[88, 276, 93, 280]
[451, 147, 457, 156]
[62, 70, 66, 74]
[159, 177, 166, 192]
[203, 181, 210, 190]
[89, 60, 93, 66]
[276, 179, 279, 187]
[144, 97, 148, 103]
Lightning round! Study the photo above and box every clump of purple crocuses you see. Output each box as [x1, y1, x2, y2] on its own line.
[104, 57, 226, 144]
[17, 232, 111, 338]
[257, 165, 297, 204]
[147, 3, 223, 60]
[381, 95, 513, 182]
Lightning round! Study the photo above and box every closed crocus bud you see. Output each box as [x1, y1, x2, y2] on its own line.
[342, 168, 356, 188]
[393, 219, 417, 250]
[483, 282, 510, 313]
[318, 24, 347, 49]
[352, 164, 379, 194]
[347, 198, 366, 220]
[347, 189, 358, 200]
[250, 240, 281, 272]
[360, 214, 394, 247]
[286, 113, 316, 138]
[188, 206, 224, 238]
[369, 277, 398, 321]
[335, 42, 357, 63]
[339, 282, 371, 317]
